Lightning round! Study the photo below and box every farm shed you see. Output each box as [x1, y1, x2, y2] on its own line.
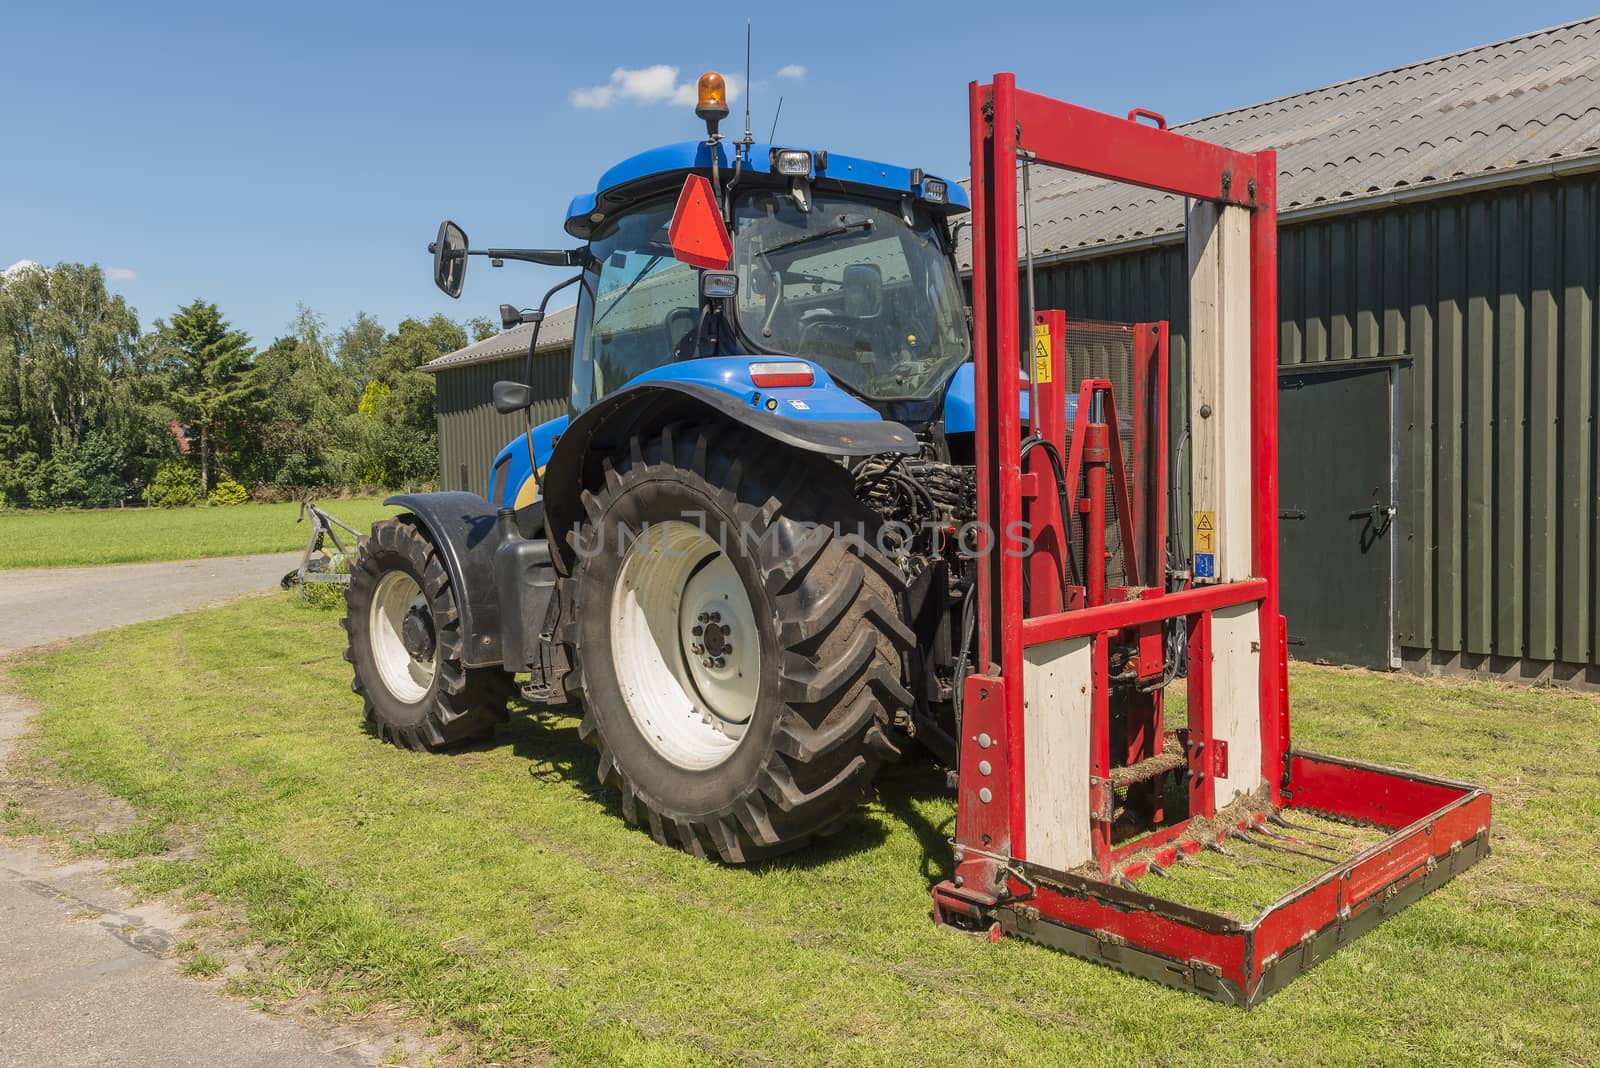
[423, 17, 1600, 685]
[422, 306, 577, 497]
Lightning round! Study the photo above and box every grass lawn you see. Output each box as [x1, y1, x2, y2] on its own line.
[5, 595, 1599, 1066]
[0, 499, 399, 569]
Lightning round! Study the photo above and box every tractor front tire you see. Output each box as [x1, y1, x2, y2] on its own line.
[561, 426, 913, 863]
[342, 517, 508, 751]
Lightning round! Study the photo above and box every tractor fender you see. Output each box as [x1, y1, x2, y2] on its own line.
[540, 380, 917, 567]
[382, 491, 505, 668]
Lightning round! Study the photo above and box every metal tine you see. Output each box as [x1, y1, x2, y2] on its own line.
[1269, 812, 1355, 841]
[1207, 841, 1298, 874]
[1250, 825, 1348, 858]
[1169, 854, 1274, 910]
[1232, 828, 1339, 865]
[1146, 860, 1172, 878]
[1172, 852, 1239, 879]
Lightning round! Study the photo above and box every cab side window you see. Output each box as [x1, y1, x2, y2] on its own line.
[571, 197, 700, 409]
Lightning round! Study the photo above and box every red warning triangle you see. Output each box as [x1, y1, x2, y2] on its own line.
[668, 174, 733, 270]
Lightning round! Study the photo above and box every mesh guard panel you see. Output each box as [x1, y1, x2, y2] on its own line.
[1063, 320, 1139, 589]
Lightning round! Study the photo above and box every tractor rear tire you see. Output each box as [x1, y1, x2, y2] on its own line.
[561, 425, 913, 863]
[342, 517, 509, 751]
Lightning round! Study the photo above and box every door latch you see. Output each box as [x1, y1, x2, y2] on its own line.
[1348, 504, 1395, 538]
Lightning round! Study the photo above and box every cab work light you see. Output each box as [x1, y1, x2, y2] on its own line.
[749, 361, 814, 388]
[922, 177, 948, 204]
[770, 148, 813, 176]
[700, 271, 738, 299]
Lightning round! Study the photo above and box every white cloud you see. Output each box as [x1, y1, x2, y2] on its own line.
[615, 64, 682, 104]
[776, 64, 806, 79]
[106, 266, 136, 282]
[572, 65, 741, 110]
[571, 84, 615, 109]
[3, 259, 41, 278]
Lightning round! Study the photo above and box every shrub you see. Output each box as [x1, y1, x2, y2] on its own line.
[71, 431, 129, 508]
[207, 477, 248, 507]
[144, 459, 200, 508]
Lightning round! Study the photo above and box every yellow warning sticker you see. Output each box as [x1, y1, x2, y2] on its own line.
[1193, 510, 1216, 553]
[1033, 323, 1052, 384]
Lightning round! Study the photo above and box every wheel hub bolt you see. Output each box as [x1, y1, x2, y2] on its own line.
[692, 624, 704, 636]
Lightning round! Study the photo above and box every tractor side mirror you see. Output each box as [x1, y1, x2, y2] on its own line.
[843, 263, 882, 318]
[431, 220, 469, 298]
[492, 380, 532, 414]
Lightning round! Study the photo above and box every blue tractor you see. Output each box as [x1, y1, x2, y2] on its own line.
[343, 72, 994, 862]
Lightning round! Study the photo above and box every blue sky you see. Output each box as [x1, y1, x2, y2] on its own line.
[4, 1, 1593, 346]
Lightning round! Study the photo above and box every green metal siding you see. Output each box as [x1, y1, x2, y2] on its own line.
[434, 350, 570, 497]
[1029, 173, 1600, 670]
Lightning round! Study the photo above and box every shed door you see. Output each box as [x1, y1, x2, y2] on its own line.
[1277, 363, 1398, 669]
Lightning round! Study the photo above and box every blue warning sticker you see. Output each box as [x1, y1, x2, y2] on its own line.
[1194, 553, 1216, 578]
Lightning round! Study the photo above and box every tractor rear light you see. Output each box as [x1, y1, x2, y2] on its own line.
[770, 148, 813, 176]
[749, 361, 814, 388]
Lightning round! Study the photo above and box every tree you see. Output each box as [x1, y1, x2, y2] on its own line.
[0, 263, 147, 506]
[372, 314, 468, 434]
[244, 306, 358, 491]
[0, 262, 142, 454]
[149, 301, 256, 495]
[335, 311, 386, 386]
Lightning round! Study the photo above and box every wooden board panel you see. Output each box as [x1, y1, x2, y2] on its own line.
[1527, 185, 1559, 662]
[1400, 205, 1435, 650]
[1022, 636, 1093, 872]
[1435, 204, 1466, 653]
[1559, 180, 1595, 665]
[1187, 201, 1253, 583]
[1495, 194, 1527, 656]
[1210, 602, 1265, 807]
[1464, 198, 1496, 656]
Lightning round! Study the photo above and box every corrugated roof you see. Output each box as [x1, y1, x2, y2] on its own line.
[430, 18, 1600, 372]
[970, 16, 1600, 266]
[420, 304, 577, 374]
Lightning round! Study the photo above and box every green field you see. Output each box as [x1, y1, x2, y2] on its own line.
[5, 595, 1598, 1066]
[0, 499, 400, 569]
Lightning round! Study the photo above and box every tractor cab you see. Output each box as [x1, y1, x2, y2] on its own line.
[560, 136, 970, 421]
[430, 70, 975, 512]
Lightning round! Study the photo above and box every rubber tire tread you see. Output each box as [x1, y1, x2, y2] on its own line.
[559, 425, 912, 863]
[342, 517, 510, 751]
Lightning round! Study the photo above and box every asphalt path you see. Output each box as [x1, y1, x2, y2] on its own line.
[0, 552, 406, 1066]
[0, 553, 300, 654]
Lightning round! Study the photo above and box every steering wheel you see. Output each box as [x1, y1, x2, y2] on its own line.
[798, 317, 874, 361]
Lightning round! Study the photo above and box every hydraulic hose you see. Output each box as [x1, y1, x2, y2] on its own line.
[517, 272, 586, 486]
[1020, 435, 1082, 589]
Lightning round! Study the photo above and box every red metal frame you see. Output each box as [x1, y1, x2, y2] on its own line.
[935, 75, 1492, 1007]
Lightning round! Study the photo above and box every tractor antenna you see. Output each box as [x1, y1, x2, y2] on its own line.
[742, 19, 753, 145]
[768, 96, 783, 142]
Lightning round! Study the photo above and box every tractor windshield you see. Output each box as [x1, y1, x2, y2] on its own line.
[733, 190, 969, 400]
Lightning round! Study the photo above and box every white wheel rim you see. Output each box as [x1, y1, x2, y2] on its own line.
[368, 571, 438, 704]
[609, 520, 762, 771]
